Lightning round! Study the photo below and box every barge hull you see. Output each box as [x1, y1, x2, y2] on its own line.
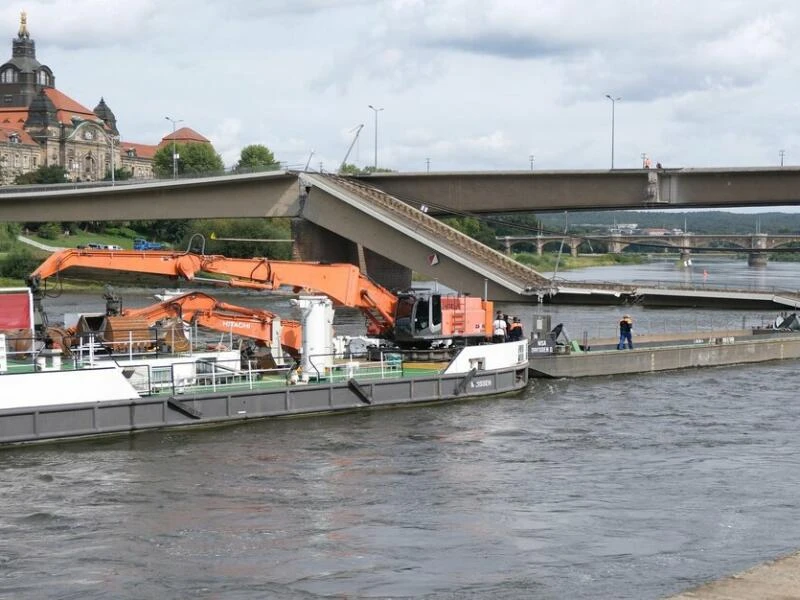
[0, 365, 528, 446]
[528, 336, 800, 378]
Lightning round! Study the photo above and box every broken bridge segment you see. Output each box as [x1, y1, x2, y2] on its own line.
[300, 173, 551, 300]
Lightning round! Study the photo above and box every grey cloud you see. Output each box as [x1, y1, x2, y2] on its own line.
[425, 31, 581, 59]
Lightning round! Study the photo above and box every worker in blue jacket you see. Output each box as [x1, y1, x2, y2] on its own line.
[618, 314, 633, 350]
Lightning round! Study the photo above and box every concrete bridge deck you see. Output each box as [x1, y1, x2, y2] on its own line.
[3, 170, 800, 307]
[302, 173, 552, 300]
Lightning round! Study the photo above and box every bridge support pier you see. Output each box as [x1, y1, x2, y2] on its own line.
[748, 233, 768, 267]
[291, 219, 411, 290]
[679, 250, 692, 266]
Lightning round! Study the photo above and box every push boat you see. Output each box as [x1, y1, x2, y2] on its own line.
[0, 289, 529, 447]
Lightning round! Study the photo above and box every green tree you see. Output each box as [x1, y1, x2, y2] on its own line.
[362, 166, 394, 174]
[103, 168, 133, 182]
[0, 223, 21, 251]
[37, 222, 62, 240]
[141, 219, 193, 246]
[14, 165, 68, 185]
[152, 143, 224, 178]
[441, 216, 500, 249]
[0, 246, 39, 280]
[236, 144, 279, 172]
[191, 218, 293, 259]
[339, 163, 365, 175]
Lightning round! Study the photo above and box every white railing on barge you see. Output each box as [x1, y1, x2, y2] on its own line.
[0, 330, 419, 396]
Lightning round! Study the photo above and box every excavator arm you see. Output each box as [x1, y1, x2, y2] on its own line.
[28, 249, 398, 334]
[121, 291, 302, 357]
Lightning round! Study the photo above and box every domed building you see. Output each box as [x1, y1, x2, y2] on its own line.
[0, 12, 208, 185]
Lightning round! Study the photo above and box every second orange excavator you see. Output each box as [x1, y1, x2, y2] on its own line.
[117, 290, 302, 358]
[27, 248, 495, 349]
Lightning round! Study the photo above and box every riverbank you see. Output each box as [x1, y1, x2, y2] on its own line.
[514, 252, 645, 270]
[665, 550, 800, 599]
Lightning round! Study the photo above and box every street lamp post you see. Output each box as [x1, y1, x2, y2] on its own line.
[368, 104, 383, 169]
[780, 149, 786, 167]
[605, 94, 621, 169]
[164, 116, 183, 178]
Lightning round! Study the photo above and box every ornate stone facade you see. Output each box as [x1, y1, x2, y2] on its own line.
[0, 12, 158, 184]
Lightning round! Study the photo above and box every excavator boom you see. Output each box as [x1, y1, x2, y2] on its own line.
[121, 291, 302, 356]
[28, 249, 398, 334]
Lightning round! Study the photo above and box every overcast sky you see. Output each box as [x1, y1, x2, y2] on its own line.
[2, 1, 797, 174]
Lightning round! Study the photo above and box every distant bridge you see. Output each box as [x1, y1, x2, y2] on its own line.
[499, 233, 800, 260]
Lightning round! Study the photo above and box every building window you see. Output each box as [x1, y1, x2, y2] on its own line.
[36, 70, 49, 86]
[23, 155, 28, 168]
[0, 68, 16, 83]
[32, 156, 37, 167]
[3, 95, 11, 104]
[14, 154, 20, 167]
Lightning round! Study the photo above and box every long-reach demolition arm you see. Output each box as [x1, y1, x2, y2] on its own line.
[27, 249, 399, 334]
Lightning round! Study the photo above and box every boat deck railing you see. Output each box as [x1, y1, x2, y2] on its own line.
[0, 331, 447, 396]
[130, 353, 430, 397]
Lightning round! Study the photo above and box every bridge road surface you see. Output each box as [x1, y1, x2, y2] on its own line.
[664, 551, 800, 599]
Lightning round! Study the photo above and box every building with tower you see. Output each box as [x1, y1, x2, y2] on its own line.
[0, 12, 209, 185]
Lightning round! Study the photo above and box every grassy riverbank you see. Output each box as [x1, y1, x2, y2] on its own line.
[513, 252, 645, 271]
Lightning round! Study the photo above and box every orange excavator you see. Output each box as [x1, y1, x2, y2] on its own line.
[118, 291, 302, 358]
[27, 248, 495, 348]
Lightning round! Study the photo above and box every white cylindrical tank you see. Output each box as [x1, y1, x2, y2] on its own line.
[291, 296, 334, 381]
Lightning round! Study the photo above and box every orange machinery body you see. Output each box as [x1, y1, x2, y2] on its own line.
[440, 296, 494, 338]
[28, 249, 495, 347]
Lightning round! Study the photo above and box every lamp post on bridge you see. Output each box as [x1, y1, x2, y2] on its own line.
[780, 149, 785, 167]
[368, 104, 383, 170]
[605, 94, 621, 169]
[164, 116, 183, 179]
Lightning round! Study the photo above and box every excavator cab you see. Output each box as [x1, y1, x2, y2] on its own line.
[392, 289, 493, 348]
[393, 290, 443, 347]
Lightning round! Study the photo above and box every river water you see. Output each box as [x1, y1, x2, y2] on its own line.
[3, 259, 800, 599]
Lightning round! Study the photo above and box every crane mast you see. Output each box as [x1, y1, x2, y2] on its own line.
[339, 124, 364, 173]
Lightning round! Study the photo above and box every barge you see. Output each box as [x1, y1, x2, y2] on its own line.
[528, 314, 800, 378]
[0, 290, 529, 447]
